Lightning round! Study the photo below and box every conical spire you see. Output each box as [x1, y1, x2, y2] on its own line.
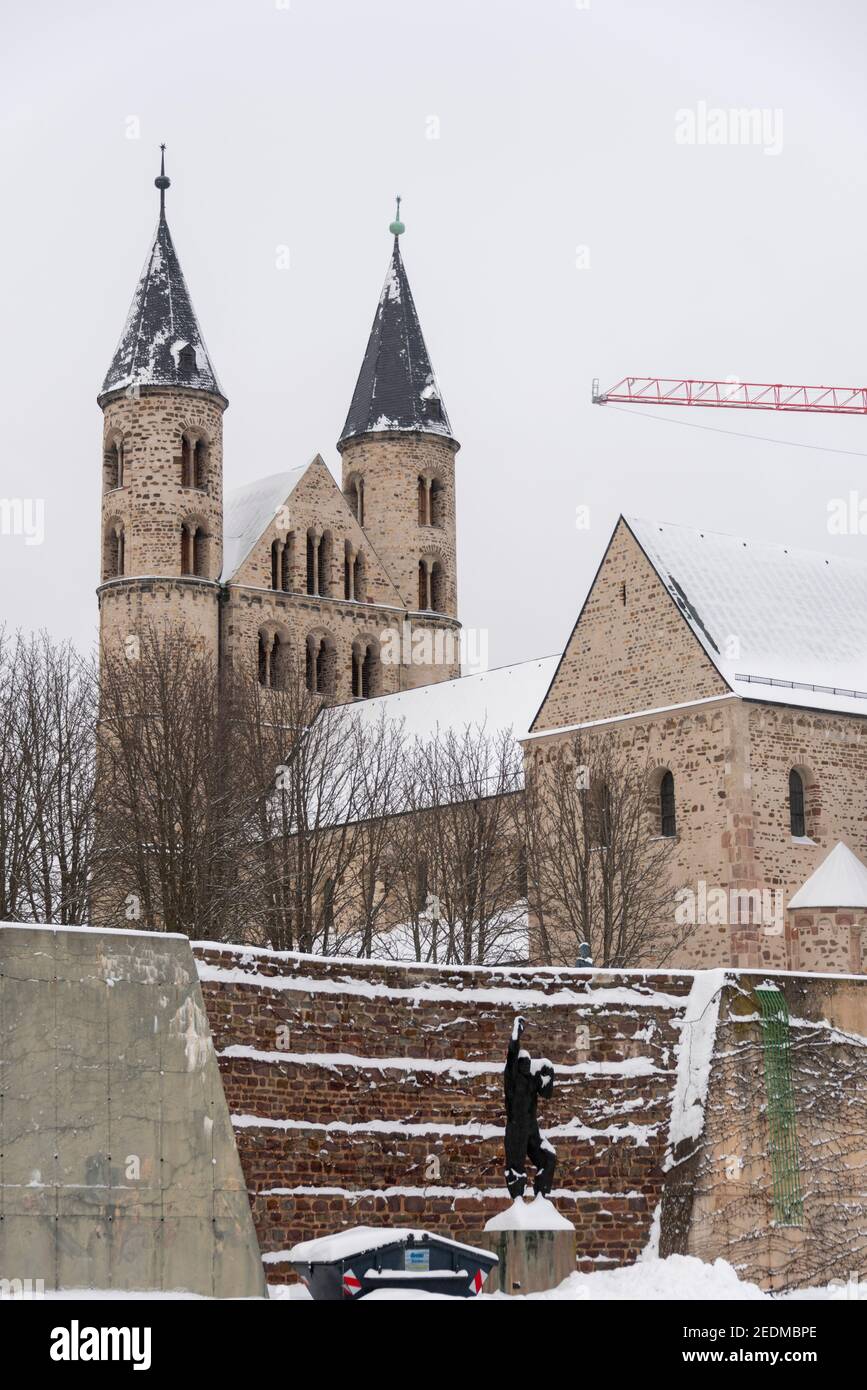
[99, 147, 224, 404]
[339, 203, 453, 446]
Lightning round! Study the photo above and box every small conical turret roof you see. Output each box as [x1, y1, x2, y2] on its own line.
[788, 841, 867, 910]
[339, 204, 454, 447]
[99, 148, 223, 405]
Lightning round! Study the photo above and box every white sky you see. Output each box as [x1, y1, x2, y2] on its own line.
[2, 0, 866, 669]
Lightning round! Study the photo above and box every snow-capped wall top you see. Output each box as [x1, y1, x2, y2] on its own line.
[99, 213, 223, 404]
[626, 516, 867, 717]
[788, 842, 867, 910]
[338, 238, 455, 447]
[222, 465, 308, 581]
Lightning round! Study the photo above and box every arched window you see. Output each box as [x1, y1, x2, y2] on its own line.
[418, 476, 429, 526]
[588, 782, 612, 848]
[104, 438, 124, 490]
[416, 857, 429, 912]
[194, 438, 207, 490]
[430, 478, 444, 528]
[660, 770, 676, 837]
[181, 435, 194, 488]
[258, 629, 289, 689]
[306, 530, 331, 596]
[352, 638, 379, 699]
[181, 522, 208, 577]
[345, 474, 364, 526]
[306, 633, 335, 696]
[271, 633, 286, 690]
[343, 545, 365, 602]
[418, 556, 445, 611]
[272, 536, 294, 592]
[430, 560, 444, 612]
[789, 769, 806, 838]
[104, 522, 125, 579]
[319, 531, 333, 597]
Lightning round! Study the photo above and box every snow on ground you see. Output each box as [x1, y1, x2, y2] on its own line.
[269, 1255, 867, 1302]
[13, 1255, 866, 1300]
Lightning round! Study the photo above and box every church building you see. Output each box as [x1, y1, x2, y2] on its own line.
[96, 154, 867, 976]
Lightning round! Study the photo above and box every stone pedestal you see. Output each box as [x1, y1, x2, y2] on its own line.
[479, 1226, 577, 1296]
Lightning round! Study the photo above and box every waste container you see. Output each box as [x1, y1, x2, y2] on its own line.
[288, 1225, 498, 1300]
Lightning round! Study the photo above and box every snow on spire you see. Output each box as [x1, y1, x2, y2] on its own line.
[338, 213, 454, 446]
[98, 147, 223, 404]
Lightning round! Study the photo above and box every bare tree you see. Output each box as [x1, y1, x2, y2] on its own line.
[0, 629, 96, 925]
[517, 733, 686, 967]
[386, 724, 528, 966]
[93, 625, 243, 938]
[231, 658, 370, 954]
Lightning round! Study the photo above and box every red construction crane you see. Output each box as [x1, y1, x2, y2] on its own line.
[592, 376, 867, 415]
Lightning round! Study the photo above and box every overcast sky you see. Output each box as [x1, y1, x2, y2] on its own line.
[2, 0, 867, 670]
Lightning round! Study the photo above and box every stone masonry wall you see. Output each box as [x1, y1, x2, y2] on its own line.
[661, 972, 867, 1291]
[101, 388, 225, 582]
[531, 518, 728, 733]
[339, 432, 460, 686]
[194, 943, 694, 1284]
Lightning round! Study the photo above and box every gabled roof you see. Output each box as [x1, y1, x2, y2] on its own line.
[338, 236, 454, 447]
[222, 466, 307, 581]
[99, 211, 223, 404]
[625, 516, 867, 717]
[788, 842, 867, 910]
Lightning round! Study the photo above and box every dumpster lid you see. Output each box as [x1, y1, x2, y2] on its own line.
[288, 1225, 495, 1265]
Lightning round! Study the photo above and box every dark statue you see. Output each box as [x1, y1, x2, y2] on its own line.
[503, 1015, 556, 1200]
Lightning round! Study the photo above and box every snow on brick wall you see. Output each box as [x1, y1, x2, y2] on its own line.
[194, 943, 695, 1283]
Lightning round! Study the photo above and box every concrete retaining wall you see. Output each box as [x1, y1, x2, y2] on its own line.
[0, 923, 266, 1297]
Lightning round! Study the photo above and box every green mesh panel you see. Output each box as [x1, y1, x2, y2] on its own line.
[754, 986, 804, 1227]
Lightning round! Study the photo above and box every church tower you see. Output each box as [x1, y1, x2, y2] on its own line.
[97, 149, 226, 665]
[337, 203, 461, 687]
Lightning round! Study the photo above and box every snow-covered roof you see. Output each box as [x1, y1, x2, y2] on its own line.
[99, 213, 223, 403]
[222, 466, 307, 581]
[288, 1225, 491, 1264]
[338, 237, 455, 446]
[626, 516, 867, 717]
[788, 842, 867, 910]
[350, 655, 558, 745]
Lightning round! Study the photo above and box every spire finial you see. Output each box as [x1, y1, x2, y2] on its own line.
[389, 194, 405, 238]
[154, 144, 171, 219]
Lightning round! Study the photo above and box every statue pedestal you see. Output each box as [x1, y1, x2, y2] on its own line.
[479, 1197, 576, 1296]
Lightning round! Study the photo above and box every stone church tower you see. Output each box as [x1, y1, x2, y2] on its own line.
[338, 202, 461, 688]
[96, 149, 226, 667]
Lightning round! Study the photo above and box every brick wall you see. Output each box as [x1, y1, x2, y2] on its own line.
[194, 942, 694, 1283]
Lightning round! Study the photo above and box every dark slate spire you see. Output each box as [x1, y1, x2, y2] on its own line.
[338, 201, 454, 446]
[99, 147, 224, 404]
